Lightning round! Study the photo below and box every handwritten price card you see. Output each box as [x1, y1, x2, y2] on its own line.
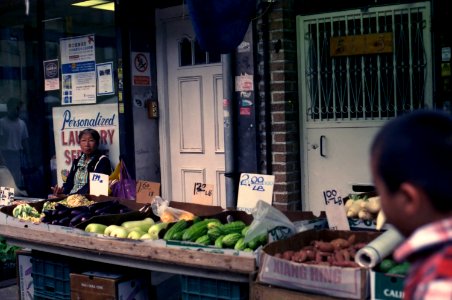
[192, 182, 214, 205]
[0, 187, 14, 206]
[323, 189, 350, 231]
[89, 172, 109, 196]
[136, 180, 161, 203]
[237, 173, 275, 213]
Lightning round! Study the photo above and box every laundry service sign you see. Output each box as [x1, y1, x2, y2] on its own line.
[52, 103, 119, 187]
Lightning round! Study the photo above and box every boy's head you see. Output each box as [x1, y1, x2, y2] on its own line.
[370, 109, 452, 236]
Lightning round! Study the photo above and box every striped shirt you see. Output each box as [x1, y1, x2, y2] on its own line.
[394, 218, 452, 300]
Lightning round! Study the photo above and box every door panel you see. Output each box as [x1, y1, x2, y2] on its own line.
[163, 15, 225, 206]
[297, 2, 432, 214]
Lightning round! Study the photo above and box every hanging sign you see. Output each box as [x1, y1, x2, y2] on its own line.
[60, 34, 96, 105]
[330, 32, 393, 57]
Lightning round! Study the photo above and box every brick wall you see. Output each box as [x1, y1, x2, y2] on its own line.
[256, 0, 301, 211]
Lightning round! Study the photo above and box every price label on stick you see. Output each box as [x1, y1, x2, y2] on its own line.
[323, 189, 350, 231]
[0, 187, 14, 206]
[192, 182, 214, 205]
[89, 172, 109, 196]
[237, 173, 275, 213]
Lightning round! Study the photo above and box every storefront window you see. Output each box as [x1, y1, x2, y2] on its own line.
[0, 1, 117, 197]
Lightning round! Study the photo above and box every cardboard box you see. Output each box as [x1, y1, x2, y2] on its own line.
[251, 281, 339, 300]
[258, 229, 381, 299]
[70, 272, 148, 300]
[370, 271, 405, 300]
[16, 250, 33, 300]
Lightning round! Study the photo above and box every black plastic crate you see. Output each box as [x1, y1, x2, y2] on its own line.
[180, 275, 248, 300]
[31, 256, 70, 299]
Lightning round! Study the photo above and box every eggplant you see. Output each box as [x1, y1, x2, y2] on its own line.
[69, 206, 89, 216]
[93, 203, 122, 215]
[57, 216, 71, 226]
[69, 212, 92, 227]
[88, 200, 117, 213]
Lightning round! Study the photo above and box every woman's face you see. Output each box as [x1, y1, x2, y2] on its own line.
[79, 133, 97, 156]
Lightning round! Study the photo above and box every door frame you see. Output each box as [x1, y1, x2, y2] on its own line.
[156, 6, 189, 200]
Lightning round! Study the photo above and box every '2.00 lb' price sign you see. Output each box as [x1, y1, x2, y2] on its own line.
[237, 173, 275, 213]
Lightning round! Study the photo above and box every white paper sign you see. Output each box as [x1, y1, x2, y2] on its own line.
[0, 187, 14, 206]
[323, 189, 350, 231]
[237, 173, 275, 213]
[89, 172, 109, 196]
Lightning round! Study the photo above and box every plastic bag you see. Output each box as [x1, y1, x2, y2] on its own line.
[151, 196, 196, 222]
[110, 159, 136, 200]
[243, 200, 296, 243]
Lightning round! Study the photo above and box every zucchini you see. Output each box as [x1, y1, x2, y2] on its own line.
[172, 228, 187, 241]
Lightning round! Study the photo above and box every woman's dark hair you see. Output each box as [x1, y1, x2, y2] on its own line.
[371, 109, 452, 212]
[78, 128, 100, 147]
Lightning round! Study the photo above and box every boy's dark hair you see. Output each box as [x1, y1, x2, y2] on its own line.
[371, 109, 452, 212]
[78, 128, 100, 146]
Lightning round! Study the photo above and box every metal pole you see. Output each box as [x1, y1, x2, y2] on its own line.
[222, 53, 237, 209]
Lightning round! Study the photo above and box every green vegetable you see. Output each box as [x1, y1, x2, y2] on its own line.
[220, 221, 246, 235]
[172, 228, 187, 241]
[163, 220, 188, 241]
[214, 235, 224, 248]
[182, 219, 219, 242]
[207, 227, 223, 241]
[234, 237, 247, 251]
[195, 235, 211, 245]
[387, 262, 410, 275]
[222, 233, 242, 248]
[379, 258, 397, 273]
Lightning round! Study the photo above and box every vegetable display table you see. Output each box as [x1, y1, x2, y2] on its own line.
[0, 213, 255, 283]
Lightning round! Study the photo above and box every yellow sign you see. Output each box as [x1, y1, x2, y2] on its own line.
[330, 32, 393, 57]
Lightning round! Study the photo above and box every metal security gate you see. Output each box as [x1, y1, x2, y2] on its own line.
[296, 2, 432, 213]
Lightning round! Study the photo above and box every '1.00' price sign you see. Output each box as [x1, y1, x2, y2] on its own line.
[323, 189, 350, 231]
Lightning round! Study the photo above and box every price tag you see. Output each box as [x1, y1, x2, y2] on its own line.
[89, 172, 109, 196]
[136, 180, 161, 203]
[237, 173, 275, 213]
[323, 189, 350, 231]
[0, 187, 14, 206]
[192, 183, 214, 205]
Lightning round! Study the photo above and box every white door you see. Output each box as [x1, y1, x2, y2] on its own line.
[297, 2, 433, 214]
[156, 7, 226, 207]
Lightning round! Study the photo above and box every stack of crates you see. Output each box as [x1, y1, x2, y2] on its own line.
[31, 253, 71, 300]
[180, 275, 248, 300]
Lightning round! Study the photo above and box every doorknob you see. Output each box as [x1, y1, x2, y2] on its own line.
[320, 135, 326, 157]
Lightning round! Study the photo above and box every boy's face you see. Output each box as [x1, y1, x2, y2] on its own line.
[371, 155, 411, 236]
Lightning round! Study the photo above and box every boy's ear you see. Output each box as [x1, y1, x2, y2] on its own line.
[398, 182, 424, 215]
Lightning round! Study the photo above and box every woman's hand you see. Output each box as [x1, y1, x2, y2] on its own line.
[51, 185, 64, 197]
